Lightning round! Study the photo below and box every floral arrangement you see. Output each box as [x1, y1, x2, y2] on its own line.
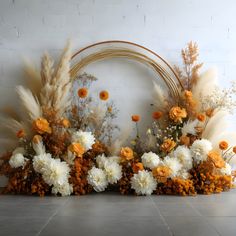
[0, 41, 236, 196]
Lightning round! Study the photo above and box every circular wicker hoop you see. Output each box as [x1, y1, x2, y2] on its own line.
[70, 40, 183, 99]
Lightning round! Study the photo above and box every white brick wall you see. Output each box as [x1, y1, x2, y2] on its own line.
[1, 0, 236, 185]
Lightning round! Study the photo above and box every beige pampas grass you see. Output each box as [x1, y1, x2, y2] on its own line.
[202, 111, 229, 141]
[192, 68, 218, 111]
[152, 81, 168, 111]
[16, 85, 42, 121]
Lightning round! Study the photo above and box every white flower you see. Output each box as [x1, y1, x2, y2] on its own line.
[141, 152, 160, 169]
[131, 170, 157, 195]
[42, 158, 70, 186]
[220, 163, 232, 175]
[104, 161, 122, 184]
[13, 147, 25, 155]
[96, 154, 108, 169]
[33, 141, 46, 155]
[178, 169, 190, 179]
[72, 130, 95, 151]
[163, 156, 182, 177]
[9, 153, 27, 168]
[108, 156, 121, 163]
[181, 119, 198, 136]
[52, 182, 73, 196]
[87, 167, 108, 192]
[33, 153, 52, 174]
[173, 146, 193, 170]
[190, 139, 212, 164]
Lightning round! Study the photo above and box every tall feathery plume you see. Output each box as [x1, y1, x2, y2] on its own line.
[152, 81, 168, 111]
[16, 85, 42, 121]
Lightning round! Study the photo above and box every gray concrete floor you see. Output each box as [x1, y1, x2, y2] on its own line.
[1, 190, 236, 236]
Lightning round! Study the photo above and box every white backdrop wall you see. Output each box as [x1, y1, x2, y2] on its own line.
[1, 0, 236, 185]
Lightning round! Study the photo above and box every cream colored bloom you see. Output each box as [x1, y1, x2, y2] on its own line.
[72, 130, 95, 151]
[141, 152, 160, 169]
[173, 146, 192, 170]
[163, 156, 182, 177]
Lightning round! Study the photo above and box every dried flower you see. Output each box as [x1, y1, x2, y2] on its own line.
[207, 151, 225, 168]
[61, 118, 70, 128]
[99, 90, 109, 101]
[132, 162, 144, 173]
[120, 147, 134, 162]
[173, 146, 193, 170]
[68, 143, 85, 157]
[152, 166, 172, 183]
[180, 135, 191, 146]
[72, 131, 95, 151]
[197, 113, 206, 122]
[9, 153, 27, 168]
[163, 156, 182, 177]
[32, 135, 43, 144]
[205, 108, 215, 117]
[161, 139, 176, 153]
[16, 129, 25, 138]
[141, 152, 160, 169]
[233, 146, 236, 154]
[169, 106, 187, 123]
[103, 161, 122, 184]
[78, 87, 88, 98]
[219, 141, 229, 151]
[33, 117, 52, 134]
[131, 115, 140, 122]
[220, 163, 231, 175]
[152, 111, 163, 120]
[131, 170, 157, 195]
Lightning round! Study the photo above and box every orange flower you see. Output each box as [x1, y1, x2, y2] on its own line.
[180, 135, 190, 146]
[131, 115, 140, 122]
[33, 118, 52, 134]
[233, 146, 236, 154]
[99, 90, 109, 101]
[197, 113, 206, 122]
[207, 150, 225, 168]
[219, 141, 229, 151]
[169, 106, 187, 123]
[61, 118, 70, 128]
[152, 166, 172, 183]
[16, 129, 25, 138]
[132, 162, 144, 173]
[107, 106, 112, 113]
[32, 135, 43, 144]
[68, 143, 85, 157]
[161, 139, 176, 153]
[205, 108, 214, 118]
[184, 90, 193, 98]
[152, 111, 163, 120]
[120, 147, 134, 162]
[78, 87, 88, 98]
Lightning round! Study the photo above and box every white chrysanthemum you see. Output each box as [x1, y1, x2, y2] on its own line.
[12, 147, 25, 155]
[9, 153, 27, 168]
[173, 146, 193, 170]
[96, 154, 108, 169]
[178, 169, 190, 179]
[87, 167, 108, 192]
[131, 170, 157, 195]
[33, 153, 52, 174]
[104, 161, 122, 184]
[72, 130, 95, 151]
[220, 163, 232, 175]
[52, 182, 73, 196]
[141, 152, 160, 169]
[163, 156, 182, 177]
[33, 141, 46, 155]
[190, 139, 212, 164]
[108, 156, 121, 163]
[42, 158, 70, 186]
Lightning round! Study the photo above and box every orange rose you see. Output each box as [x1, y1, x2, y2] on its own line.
[161, 139, 176, 153]
[152, 111, 163, 120]
[169, 106, 187, 123]
[32, 135, 43, 144]
[33, 118, 52, 134]
[132, 162, 144, 173]
[120, 147, 134, 162]
[219, 141, 229, 151]
[152, 166, 172, 183]
[68, 143, 85, 157]
[207, 150, 225, 168]
[197, 113, 206, 122]
[99, 90, 109, 101]
[61, 118, 70, 128]
[16, 129, 25, 138]
[78, 87, 88, 98]
[131, 115, 140, 122]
